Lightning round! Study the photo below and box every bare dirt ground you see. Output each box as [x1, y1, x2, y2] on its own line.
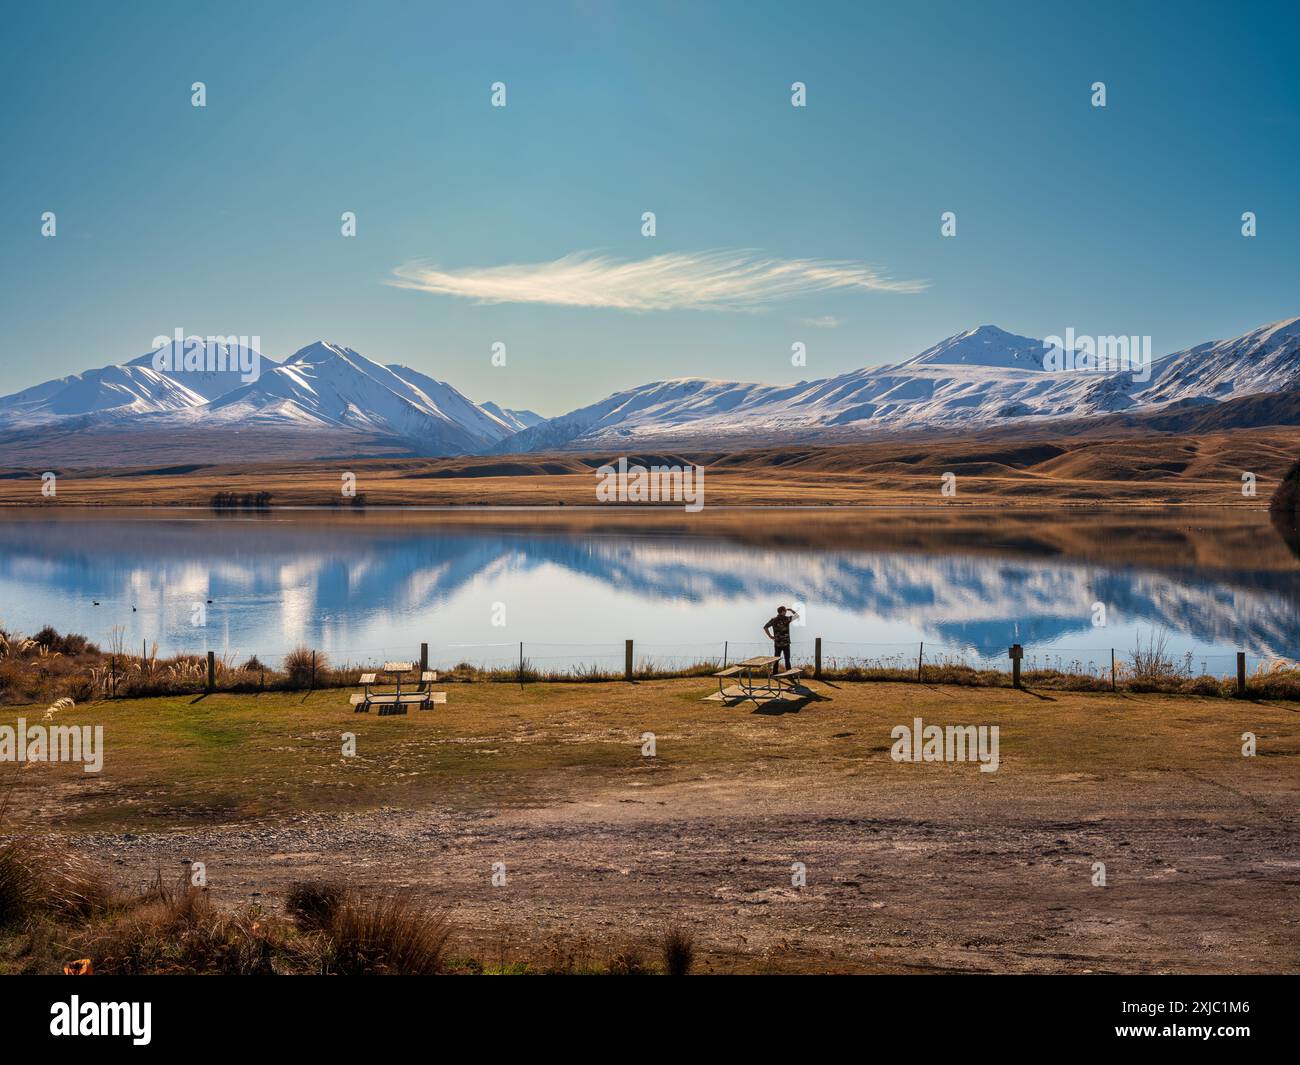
[64, 786, 1300, 974]
[11, 681, 1296, 974]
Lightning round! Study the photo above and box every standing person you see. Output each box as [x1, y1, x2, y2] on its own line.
[763, 605, 798, 670]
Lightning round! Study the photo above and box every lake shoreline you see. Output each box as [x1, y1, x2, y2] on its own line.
[2, 506, 1295, 681]
[1, 426, 1294, 507]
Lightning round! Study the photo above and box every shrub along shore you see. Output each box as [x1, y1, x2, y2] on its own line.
[3, 624, 1299, 706]
[0, 837, 694, 975]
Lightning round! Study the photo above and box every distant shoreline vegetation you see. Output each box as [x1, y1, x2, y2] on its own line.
[209, 492, 272, 510]
[4, 624, 1300, 706]
[1268, 458, 1300, 558]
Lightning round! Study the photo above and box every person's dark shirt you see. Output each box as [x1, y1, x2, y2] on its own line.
[767, 613, 793, 645]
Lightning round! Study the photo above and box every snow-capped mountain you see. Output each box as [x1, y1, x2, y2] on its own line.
[202, 341, 520, 452]
[0, 338, 272, 427]
[0, 339, 541, 456]
[496, 319, 1300, 452]
[125, 340, 274, 401]
[480, 401, 544, 433]
[0, 363, 207, 426]
[383, 362, 538, 440]
[897, 325, 1049, 370]
[1136, 317, 1300, 406]
[2, 318, 1296, 461]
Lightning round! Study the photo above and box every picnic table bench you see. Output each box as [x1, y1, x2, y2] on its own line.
[711, 656, 804, 703]
[350, 661, 447, 714]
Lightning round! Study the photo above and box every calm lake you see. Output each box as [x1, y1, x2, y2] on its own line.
[0, 507, 1295, 676]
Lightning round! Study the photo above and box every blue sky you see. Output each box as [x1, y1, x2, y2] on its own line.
[1, 0, 1296, 415]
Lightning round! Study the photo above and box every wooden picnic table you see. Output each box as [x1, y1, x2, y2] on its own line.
[711, 655, 804, 701]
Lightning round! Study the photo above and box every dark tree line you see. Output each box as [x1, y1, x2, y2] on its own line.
[210, 491, 273, 510]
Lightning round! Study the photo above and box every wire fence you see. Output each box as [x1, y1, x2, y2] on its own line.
[177, 638, 1280, 681]
[26, 628, 1291, 704]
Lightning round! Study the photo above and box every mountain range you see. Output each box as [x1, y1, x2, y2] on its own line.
[1, 318, 1297, 464]
[493, 318, 1300, 452]
[0, 340, 541, 457]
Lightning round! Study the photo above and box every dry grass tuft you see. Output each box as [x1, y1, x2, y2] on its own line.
[0, 836, 120, 928]
[319, 892, 452, 975]
[605, 944, 651, 976]
[283, 646, 326, 688]
[285, 879, 345, 932]
[81, 876, 278, 976]
[661, 922, 696, 976]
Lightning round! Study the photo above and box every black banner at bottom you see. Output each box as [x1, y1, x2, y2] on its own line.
[0, 974, 1291, 1051]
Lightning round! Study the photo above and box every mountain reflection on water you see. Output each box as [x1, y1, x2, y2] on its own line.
[0, 507, 1295, 670]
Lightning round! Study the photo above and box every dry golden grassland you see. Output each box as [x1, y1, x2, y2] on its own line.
[3, 679, 1296, 973]
[1, 427, 1295, 506]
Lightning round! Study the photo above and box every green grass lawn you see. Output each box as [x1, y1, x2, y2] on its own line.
[3, 679, 1297, 834]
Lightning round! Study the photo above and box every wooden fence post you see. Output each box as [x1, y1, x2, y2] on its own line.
[206, 650, 215, 692]
[420, 642, 428, 673]
[723, 641, 729, 669]
[310, 649, 316, 690]
[1236, 652, 1247, 697]
[625, 639, 634, 682]
[815, 637, 822, 679]
[1009, 644, 1023, 690]
[917, 642, 924, 683]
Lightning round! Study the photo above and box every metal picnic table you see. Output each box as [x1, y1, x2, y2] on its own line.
[711, 655, 804, 702]
[350, 661, 446, 714]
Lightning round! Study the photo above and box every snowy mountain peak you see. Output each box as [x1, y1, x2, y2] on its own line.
[901, 325, 1047, 371]
[1137, 316, 1300, 406]
[1242, 316, 1300, 345]
[287, 341, 369, 368]
[492, 315, 1300, 453]
[4, 316, 1298, 460]
[481, 401, 544, 431]
[0, 340, 534, 455]
[125, 339, 276, 401]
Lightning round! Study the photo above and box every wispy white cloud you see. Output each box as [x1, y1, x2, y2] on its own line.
[801, 315, 844, 329]
[387, 250, 927, 311]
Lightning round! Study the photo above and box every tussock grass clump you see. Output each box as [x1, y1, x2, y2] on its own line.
[605, 945, 651, 976]
[1247, 661, 1300, 700]
[0, 837, 120, 929]
[283, 646, 326, 688]
[285, 879, 345, 932]
[319, 893, 452, 975]
[1179, 674, 1228, 697]
[83, 875, 277, 976]
[0, 847, 457, 975]
[535, 934, 598, 975]
[0, 837, 49, 929]
[661, 922, 695, 976]
[0, 624, 104, 705]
